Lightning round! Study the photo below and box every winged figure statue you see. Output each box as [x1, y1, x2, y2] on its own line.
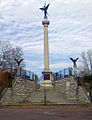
[15, 59, 24, 66]
[70, 57, 79, 65]
[40, 3, 50, 19]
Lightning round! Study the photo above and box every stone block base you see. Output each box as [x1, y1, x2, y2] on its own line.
[42, 71, 52, 87]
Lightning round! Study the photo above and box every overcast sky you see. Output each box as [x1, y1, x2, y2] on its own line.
[0, 0, 92, 76]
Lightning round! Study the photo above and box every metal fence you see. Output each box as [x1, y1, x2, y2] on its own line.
[25, 70, 36, 80]
[55, 67, 74, 80]
[38, 67, 74, 85]
[12, 68, 36, 80]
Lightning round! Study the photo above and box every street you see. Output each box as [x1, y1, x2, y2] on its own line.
[0, 106, 92, 120]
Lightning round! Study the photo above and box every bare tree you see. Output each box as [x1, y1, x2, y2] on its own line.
[87, 50, 92, 73]
[0, 40, 24, 72]
[0, 40, 11, 70]
[81, 50, 92, 75]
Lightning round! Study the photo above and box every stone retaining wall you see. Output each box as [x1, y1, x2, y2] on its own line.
[0, 77, 36, 105]
[55, 76, 91, 104]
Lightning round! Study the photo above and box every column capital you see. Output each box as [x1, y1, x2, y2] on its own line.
[42, 19, 50, 25]
[73, 65, 77, 68]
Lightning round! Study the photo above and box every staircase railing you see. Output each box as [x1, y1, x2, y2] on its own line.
[0, 76, 17, 101]
[72, 76, 91, 103]
[0, 87, 8, 101]
[80, 85, 91, 102]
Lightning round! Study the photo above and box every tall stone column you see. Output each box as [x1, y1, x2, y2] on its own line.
[42, 19, 49, 71]
[42, 18, 52, 86]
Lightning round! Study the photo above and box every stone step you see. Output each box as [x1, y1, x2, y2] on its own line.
[24, 87, 79, 104]
[1, 76, 89, 105]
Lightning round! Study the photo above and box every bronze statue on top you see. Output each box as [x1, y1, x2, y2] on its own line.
[40, 3, 50, 19]
[15, 59, 24, 66]
[70, 57, 79, 65]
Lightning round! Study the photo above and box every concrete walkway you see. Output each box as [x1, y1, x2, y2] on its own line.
[0, 106, 92, 120]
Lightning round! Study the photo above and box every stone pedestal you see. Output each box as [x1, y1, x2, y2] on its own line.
[42, 71, 52, 87]
[42, 18, 52, 86]
[17, 66, 21, 77]
[73, 65, 77, 78]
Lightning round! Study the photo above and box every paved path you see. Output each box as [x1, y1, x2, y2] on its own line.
[0, 107, 92, 120]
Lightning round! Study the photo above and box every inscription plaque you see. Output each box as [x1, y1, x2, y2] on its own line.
[44, 74, 50, 80]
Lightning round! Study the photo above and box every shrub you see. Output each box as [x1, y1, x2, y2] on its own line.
[83, 75, 92, 83]
[0, 71, 12, 94]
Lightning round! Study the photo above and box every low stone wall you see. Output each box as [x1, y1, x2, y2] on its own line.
[55, 76, 91, 104]
[0, 77, 36, 105]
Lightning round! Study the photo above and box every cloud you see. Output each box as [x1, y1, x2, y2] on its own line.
[0, 0, 92, 76]
[40, 62, 71, 69]
[24, 59, 40, 67]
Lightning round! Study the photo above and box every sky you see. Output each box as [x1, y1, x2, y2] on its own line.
[0, 0, 92, 77]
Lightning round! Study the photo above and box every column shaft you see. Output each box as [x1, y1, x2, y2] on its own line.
[42, 19, 50, 71]
[44, 24, 49, 70]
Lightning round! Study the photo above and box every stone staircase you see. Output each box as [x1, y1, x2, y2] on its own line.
[46, 87, 77, 104]
[25, 88, 44, 103]
[0, 76, 91, 106]
[22, 85, 85, 105]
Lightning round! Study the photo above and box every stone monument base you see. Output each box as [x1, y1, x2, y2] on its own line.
[42, 71, 52, 87]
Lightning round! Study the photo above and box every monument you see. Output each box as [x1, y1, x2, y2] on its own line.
[40, 3, 52, 86]
[15, 59, 24, 77]
[70, 57, 79, 78]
